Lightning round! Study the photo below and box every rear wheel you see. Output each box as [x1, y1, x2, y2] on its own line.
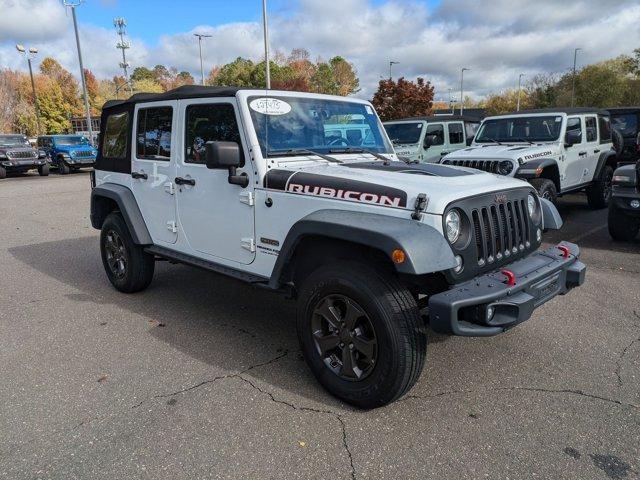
[38, 164, 49, 176]
[100, 212, 155, 293]
[587, 165, 613, 209]
[297, 262, 426, 409]
[530, 178, 557, 204]
[608, 204, 640, 241]
[0, 166, 6, 179]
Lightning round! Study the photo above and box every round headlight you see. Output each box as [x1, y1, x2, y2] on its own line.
[498, 160, 514, 175]
[445, 209, 462, 244]
[527, 193, 537, 218]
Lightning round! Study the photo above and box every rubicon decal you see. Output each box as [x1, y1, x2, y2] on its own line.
[288, 183, 405, 207]
[523, 151, 553, 161]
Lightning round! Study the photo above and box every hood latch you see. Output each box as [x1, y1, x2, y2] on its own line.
[411, 193, 428, 220]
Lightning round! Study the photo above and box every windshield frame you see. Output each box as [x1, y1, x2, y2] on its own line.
[245, 94, 393, 159]
[475, 115, 565, 144]
[53, 135, 90, 146]
[0, 135, 29, 147]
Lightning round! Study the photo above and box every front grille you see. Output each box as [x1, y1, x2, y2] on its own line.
[443, 159, 498, 173]
[7, 150, 37, 159]
[73, 150, 94, 158]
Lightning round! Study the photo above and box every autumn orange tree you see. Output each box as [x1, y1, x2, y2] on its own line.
[371, 77, 434, 121]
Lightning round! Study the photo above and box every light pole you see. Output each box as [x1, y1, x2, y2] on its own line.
[517, 73, 525, 111]
[571, 47, 581, 108]
[193, 33, 212, 86]
[448, 88, 454, 114]
[262, 0, 270, 89]
[114, 17, 133, 94]
[63, 0, 94, 145]
[389, 61, 399, 80]
[460, 67, 469, 115]
[16, 44, 41, 135]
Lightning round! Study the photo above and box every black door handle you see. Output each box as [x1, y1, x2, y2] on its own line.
[594, 149, 600, 153]
[175, 177, 195, 186]
[578, 151, 587, 157]
[131, 171, 148, 180]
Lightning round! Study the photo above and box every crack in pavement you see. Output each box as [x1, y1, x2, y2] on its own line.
[614, 317, 640, 387]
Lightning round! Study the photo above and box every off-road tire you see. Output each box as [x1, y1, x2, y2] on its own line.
[58, 160, 70, 175]
[586, 165, 613, 209]
[297, 262, 426, 409]
[0, 166, 6, 179]
[608, 204, 640, 241]
[38, 164, 49, 176]
[100, 212, 155, 293]
[530, 178, 557, 204]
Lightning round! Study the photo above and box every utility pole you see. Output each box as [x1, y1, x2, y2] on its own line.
[262, 0, 270, 89]
[389, 61, 399, 80]
[460, 68, 469, 115]
[63, 0, 94, 145]
[16, 45, 41, 135]
[194, 33, 212, 85]
[448, 88, 454, 114]
[517, 73, 525, 111]
[571, 48, 581, 108]
[114, 17, 133, 94]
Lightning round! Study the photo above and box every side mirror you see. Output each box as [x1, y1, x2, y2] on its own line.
[423, 134, 435, 149]
[466, 136, 474, 146]
[204, 141, 248, 188]
[564, 130, 581, 147]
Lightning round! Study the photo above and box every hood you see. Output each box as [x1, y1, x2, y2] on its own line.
[264, 156, 531, 215]
[56, 144, 93, 152]
[446, 143, 560, 162]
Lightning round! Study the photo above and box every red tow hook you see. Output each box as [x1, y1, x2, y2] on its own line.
[557, 245, 570, 258]
[501, 269, 517, 286]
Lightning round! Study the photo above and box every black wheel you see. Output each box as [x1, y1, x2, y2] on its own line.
[58, 160, 70, 175]
[297, 262, 426, 409]
[608, 204, 640, 241]
[0, 166, 6, 179]
[586, 165, 613, 209]
[38, 164, 49, 176]
[100, 212, 155, 293]
[530, 178, 557, 204]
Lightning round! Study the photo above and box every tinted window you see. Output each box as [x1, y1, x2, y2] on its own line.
[185, 103, 243, 165]
[448, 123, 464, 144]
[476, 116, 562, 143]
[102, 112, 129, 159]
[136, 107, 173, 160]
[425, 124, 444, 146]
[611, 114, 638, 137]
[566, 117, 582, 143]
[385, 122, 423, 144]
[598, 115, 612, 144]
[585, 117, 597, 142]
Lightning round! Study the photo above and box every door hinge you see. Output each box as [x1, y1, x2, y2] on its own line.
[412, 193, 428, 220]
[240, 237, 255, 252]
[239, 191, 254, 206]
[167, 221, 178, 233]
[164, 182, 175, 195]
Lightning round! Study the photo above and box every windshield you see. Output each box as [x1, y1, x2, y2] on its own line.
[0, 135, 28, 147]
[475, 116, 563, 143]
[247, 96, 392, 157]
[384, 122, 424, 145]
[54, 136, 89, 146]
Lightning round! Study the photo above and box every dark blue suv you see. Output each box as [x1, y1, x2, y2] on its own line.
[37, 135, 97, 174]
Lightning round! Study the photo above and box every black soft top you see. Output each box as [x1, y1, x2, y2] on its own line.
[102, 85, 245, 110]
[510, 107, 610, 116]
[606, 107, 640, 115]
[385, 114, 481, 124]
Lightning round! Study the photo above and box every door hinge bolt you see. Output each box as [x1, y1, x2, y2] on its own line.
[241, 237, 255, 252]
[167, 221, 178, 233]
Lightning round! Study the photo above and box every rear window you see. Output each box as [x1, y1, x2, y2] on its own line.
[136, 106, 173, 160]
[102, 112, 129, 159]
[611, 114, 638, 136]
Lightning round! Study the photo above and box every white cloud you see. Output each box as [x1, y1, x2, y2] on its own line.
[1, 0, 639, 101]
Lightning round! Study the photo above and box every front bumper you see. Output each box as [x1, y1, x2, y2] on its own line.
[611, 187, 640, 217]
[429, 242, 586, 337]
[1, 159, 47, 169]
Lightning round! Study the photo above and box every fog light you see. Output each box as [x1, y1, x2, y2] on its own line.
[486, 306, 495, 320]
[631, 199, 640, 209]
[453, 255, 464, 273]
[536, 228, 542, 242]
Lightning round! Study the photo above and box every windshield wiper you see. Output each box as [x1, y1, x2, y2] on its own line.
[329, 147, 414, 164]
[480, 138, 502, 145]
[266, 148, 342, 163]
[511, 137, 534, 145]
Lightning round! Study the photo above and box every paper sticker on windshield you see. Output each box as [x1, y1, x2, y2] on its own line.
[250, 98, 292, 116]
[365, 105, 374, 115]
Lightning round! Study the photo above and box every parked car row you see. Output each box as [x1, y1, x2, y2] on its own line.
[0, 133, 96, 179]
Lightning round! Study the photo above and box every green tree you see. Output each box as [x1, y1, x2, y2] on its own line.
[132, 78, 163, 93]
[329, 56, 359, 96]
[311, 62, 338, 94]
[212, 57, 256, 87]
[130, 66, 155, 83]
[39, 57, 81, 116]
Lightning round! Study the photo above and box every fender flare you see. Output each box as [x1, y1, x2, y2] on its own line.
[540, 198, 563, 230]
[593, 150, 617, 179]
[268, 209, 457, 289]
[90, 183, 152, 245]
[515, 158, 559, 180]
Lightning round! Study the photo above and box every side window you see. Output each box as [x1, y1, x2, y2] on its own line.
[566, 117, 582, 143]
[448, 123, 465, 144]
[185, 103, 243, 165]
[136, 106, 173, 160]
[425, 124, 444, 146]
[102, 111, 129, 159]
[585, 117, 597, 142]
[598, 115, 612, 144]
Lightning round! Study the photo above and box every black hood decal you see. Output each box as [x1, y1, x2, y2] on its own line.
[341, 160, 474, 177]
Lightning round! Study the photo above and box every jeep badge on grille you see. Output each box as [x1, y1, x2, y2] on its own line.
[494, 193, 508, 204]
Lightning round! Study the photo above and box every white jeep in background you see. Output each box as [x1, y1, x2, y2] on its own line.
[441, 109, 617, 208]
[384, 115, 481, 164]
[90, 87, 585, 408]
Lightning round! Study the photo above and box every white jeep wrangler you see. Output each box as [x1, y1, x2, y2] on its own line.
[441, 109, 617, 208]
[90, 87, 585, 408]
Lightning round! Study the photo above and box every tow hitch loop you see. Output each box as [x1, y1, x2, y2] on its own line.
[557, 245, 570, 258]
[501, 269, 516, 286]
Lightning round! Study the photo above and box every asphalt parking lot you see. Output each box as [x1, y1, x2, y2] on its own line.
[0, 172, 638, 479]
